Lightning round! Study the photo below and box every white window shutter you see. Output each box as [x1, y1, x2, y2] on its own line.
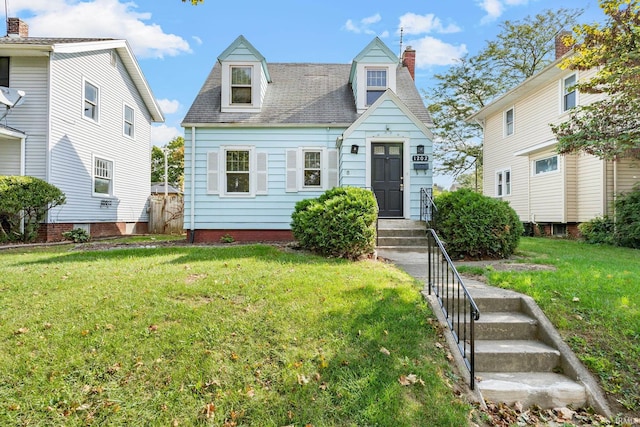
[286, 149, 298, 192]
[256, 151, 268, 195]
[207, 151, 219, 194]
[327, 148, 338, 189]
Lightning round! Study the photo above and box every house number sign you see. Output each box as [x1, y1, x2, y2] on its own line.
[412, 155, 429, 161]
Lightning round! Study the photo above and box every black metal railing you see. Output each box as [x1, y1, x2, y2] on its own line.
[420, 187, 437, 227]
[426, 228, 480, 389]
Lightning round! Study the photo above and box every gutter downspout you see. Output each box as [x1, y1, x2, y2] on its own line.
[612, 157, 618, 217]
[189, 126, 196, 243]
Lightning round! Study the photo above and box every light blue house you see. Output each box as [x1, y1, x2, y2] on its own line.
[182, 36, 433, 242]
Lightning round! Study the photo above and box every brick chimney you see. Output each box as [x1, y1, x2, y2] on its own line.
[555, 31, 573, 59]
[402, 46, 416, 80]
[7, 18, 29, 38]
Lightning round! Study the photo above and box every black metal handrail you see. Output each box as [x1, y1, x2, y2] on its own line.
[420, 187, 437, 227]
[426, 228, 480, 389]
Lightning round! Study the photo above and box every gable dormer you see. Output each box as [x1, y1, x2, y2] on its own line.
[349, 37, 398, 113]
[218, 35, 271, 113]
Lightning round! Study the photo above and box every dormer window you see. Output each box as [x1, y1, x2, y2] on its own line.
[366, 68, 387, 105]
[231, 66, 252, 104]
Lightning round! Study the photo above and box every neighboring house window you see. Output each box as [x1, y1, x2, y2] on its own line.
[207, 147, 268, 196]
[84, 80, 99, 121]
[0, 57, 9, 87]
[563, 74, 577, 111]
[123, 104, 135, 138]
[225, 149, 250, 193]
[94, 157, 113, 196]
[366, 68, 387, 105]
[231, 66, 252, 104]
[496, 169, 511, 197]
[505, 108, 514, 136]
[534, 155, 558, 175]
[303, 150, 322, 188]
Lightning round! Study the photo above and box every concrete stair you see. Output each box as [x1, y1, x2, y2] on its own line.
[376, 219, 428, 251]
[469, 292, 589, 409]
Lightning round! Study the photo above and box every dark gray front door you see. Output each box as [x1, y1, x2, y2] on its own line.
[372, 143, 403, 217]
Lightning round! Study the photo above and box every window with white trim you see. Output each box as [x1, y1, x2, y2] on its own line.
[206, 147, 268, 197]
[303, 150, 322, 188]
[83, 80, 99, 121]
[123, 104, 134, 138]
[505, 107, 514, 136]
[534, 155, 558, 175]
[231, 66, 252, 105]
[563, 74, 577, 111]
[286, 148, 338, 192]
[366, 68, 387, 106]
[496, 168, 511, 197]
[94, 157, 113, 196]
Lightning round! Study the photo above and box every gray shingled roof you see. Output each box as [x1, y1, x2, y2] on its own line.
[0, 37, 114, 45]
[182, 62, 432, 126]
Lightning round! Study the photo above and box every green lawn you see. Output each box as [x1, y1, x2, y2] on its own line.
[0, 243, 470, 426]
[481, 238, 640, 416]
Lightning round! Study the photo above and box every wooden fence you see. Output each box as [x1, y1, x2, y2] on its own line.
[148, 194, 184, 234]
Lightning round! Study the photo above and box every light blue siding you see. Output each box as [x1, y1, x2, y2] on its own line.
[184, 127, 344, 230]
[339, 98, 432, 220]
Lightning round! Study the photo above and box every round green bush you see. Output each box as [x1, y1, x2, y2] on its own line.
[434, 189, 523, 259]
[578, 216, 615, 245]
[614, 184, 640, 249]
[291, 187, 377, 259]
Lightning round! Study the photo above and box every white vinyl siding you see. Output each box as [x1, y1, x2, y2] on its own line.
[47, 49, 153, 223]
[0, 140, 21, 175]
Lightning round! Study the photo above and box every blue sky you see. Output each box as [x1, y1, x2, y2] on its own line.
[8, 0, 606, 186]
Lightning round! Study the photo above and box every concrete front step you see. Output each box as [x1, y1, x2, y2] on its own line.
[474, 312, 538, 340]
[377, 236, 429, 247]
[471, 296, 523, 313]
[377, 228, 426, 238]
[476, 372, 587, 409]
[474, 340, 560, 372]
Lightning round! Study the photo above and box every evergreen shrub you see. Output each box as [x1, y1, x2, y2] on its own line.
[291, 187, 377, 259]
[434, 188, 523, 259]
[578, 216, 615, 245]
[614, 184, 640, 249]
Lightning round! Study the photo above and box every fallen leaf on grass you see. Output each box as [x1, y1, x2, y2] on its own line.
[246, 387, 255, 397]
[398, 374, 418, 386]
[297, 374, 309, 385]
[148, 324, 158, 332]
[202, 402, 215, 419]
[14, 327, 29, 335]
[572, 297, 580, 302]
[379, 347, 390, 356]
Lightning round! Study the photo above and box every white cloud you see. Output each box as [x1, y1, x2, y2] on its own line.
[343, 13, 386, 36]
[157, 99, 180, 115]
[379, 30, 390, 39]
[11, 0, 191, 59]
[408, 37, 467, 67]
[477, 0, 530, 24]
[151, 124, 182, 146]
[399, 13, 461, 35]
[192, 36, 203, 45]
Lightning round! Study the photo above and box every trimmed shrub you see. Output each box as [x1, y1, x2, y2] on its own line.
[434, 189, 523, 259]
[291, 187, 377, 259]
[0, 176, 66, 242]
[614, 184, 640, 249]
[578, 216, 615, 245]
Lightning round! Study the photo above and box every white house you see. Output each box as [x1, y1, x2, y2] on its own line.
[467, 37, 640, 236]
[182, 36, 434, 242]
[0, 18, 164, 241]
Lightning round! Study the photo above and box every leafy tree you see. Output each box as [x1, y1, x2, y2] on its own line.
[551, 0, 640, 160]
[427, 8, 582, 178]
[151, 136, 185, 189]
[453, 164, 483, 192]
[183, 0, 202, 4]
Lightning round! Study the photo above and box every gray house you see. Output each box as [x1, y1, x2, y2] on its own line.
[0, 18, 164, 241]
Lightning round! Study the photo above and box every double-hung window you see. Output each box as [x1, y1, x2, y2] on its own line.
[505, 108, 514, 136]
[534, 155, 558, 175]
[231, 66, 252, 105]
[94, 156, 113, 196]
[366, 68, 387, 105]
[563, 74, 577, 111]
[496, 169, 511, 197]
[123, 104, 134, 138]
[303, 150, 322, 188]
[225, 149, 250, 193]
[84, 80, 99, 121]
